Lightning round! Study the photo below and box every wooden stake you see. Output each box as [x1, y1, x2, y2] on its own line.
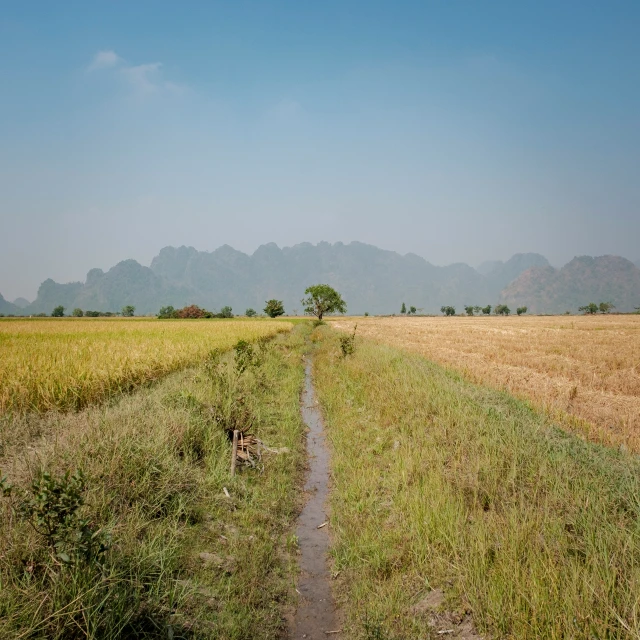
[231, 430, 239, 476]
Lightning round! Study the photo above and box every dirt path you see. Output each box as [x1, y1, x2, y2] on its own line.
[289, 356, 340, 639]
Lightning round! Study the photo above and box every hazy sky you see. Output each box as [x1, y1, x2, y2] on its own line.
[1, 1, 639, 300]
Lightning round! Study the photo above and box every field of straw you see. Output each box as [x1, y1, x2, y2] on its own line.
[0, 318, 291, 414]
[331, 315, 640, 451]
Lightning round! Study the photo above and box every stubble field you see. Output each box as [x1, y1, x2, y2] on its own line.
[331, 314, 640, 451]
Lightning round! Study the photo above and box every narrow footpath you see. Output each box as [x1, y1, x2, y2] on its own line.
[289, 356, 340, 639]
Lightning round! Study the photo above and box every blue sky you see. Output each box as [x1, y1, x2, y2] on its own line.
[1, 1, 639, 300]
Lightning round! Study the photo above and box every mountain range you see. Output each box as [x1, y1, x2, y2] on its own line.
[2, 242, 639, 316]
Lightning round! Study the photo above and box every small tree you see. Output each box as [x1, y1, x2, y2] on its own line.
[52, 305, 65, 317]
[218, 306, 233, 319]
[578, 302, 598, 315]
[598, 302, 614, 314]
[440, 305, 456, 316]
[464, 305, 475, 316]
[157, 306, 176, 319]
[264, 300, 285, 318]
[400, 302, 406, 314]
[301, 285, 346, 321]
[245, 308, 257, 317]
[409, 306, 416, 315]
[495, 304, 511, 316]
[121, 305, 135, 317]
[473, 306, 482, 314]
[516, 306, 528, 316]
[482, 305, 492, 315]
[72, 308, 83, 317]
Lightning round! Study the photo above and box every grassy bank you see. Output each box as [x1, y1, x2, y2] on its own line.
[0, 324, 309, 639]
[312, 326, 640, 639]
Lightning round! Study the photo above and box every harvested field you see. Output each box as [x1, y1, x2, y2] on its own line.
[330, 315, 640, 451]
[0, 318, 291, 414]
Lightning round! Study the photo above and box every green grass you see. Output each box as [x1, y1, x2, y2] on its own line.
[312, 326, 640, 639]
[0, 324, 310, 639]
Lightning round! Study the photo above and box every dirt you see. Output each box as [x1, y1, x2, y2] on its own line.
[289, 357, 340, 639]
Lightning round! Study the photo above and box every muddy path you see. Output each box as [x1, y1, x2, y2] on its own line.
[289, 356, 340, 639]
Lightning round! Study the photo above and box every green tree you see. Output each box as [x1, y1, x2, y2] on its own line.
[578, 302, 598, 315]
[440, 306, 456, 316]
[495, 304, 511, 316]
[409, 306, 416, 315]
[218, 306, 233, 319]
[157, 306, 176, 319]
[482, 305, 492, 315]
[121, 305, 135, 317]
[301, 285, 346, 321]
[72, 308, 83, 317]
[516, 306, 528, 316]
[51, 305, 65, 317]
[598, 302, 614, 314]
[245, 308, 257, 317]
[264, 299, 285, 318]
[464, 305, 475, 316]
[400, 302, 406, 314]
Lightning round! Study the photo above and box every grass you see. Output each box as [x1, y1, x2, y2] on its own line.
[330, 315, 640, 451]
[0, 323, 310, 639]
[312, 325, 640, 639]
[0, 317, 291, 415]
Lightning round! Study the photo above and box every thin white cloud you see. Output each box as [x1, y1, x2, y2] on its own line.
[89, 50, 122, 71]
[88, 51, 185, 95]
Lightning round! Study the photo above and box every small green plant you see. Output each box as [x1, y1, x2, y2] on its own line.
[1, 469, 109, 566]
[234, 339, 262, 373]
[339, 324, 357, 358]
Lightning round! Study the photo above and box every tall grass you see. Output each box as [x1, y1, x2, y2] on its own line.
[0, 318, 291, 414]
[0, 325, 309, 639]
[313, 326, 640, 639]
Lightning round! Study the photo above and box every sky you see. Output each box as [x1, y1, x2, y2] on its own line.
[1, 1, 639, 301]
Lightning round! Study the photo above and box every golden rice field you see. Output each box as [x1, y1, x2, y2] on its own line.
[0, 318, 291, 414]
[331, 314, 640, 451]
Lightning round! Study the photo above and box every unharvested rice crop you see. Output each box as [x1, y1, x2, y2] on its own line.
[331, 315, 640, 451]
[0, 318, 291, 414]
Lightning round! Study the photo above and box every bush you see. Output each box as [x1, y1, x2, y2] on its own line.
[578, 302, 599, 315]
[495, 304, 511, 316]
[338, 325, 357, 358]
[482, 305, 492, 315]
[264, 300, 285, 318]
[157, 305, 176, 319]
[121, 305, 135, 317]
[516, 306, 528, 316]
[245, 308, 257, 317]
[218, 306, 233, 319]
[52, 305, 65, 317]
[175, 305, 207, 319]
[234, 339, 262, 374]
[72, 308, 83, 317]
[440, 306, 456, 316]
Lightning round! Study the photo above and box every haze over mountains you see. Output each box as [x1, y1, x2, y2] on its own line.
[2, 242, 639, 316]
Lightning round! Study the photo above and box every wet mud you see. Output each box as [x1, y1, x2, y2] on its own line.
[289, 357, 339, 639]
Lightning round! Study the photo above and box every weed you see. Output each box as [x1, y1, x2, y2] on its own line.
[338, 324, 357, 358]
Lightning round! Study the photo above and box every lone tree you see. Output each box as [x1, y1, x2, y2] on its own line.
[52, 305, 65, 317]
[302, 284, 346, 321]
[264, 300, 285, 318]
[121, 305, 135, 317]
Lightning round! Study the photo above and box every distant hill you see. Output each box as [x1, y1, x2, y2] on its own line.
[0, 294, 20, 316]
[12, 297, 30, 308]
[501, 256, 640, 313]
[11, 243, 640, 316]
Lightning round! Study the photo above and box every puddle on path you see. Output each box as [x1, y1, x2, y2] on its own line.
[289, 357, 340, 639]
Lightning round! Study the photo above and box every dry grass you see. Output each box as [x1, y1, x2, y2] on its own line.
[330, 315, 640, 451]
[0, 318, 291, 414]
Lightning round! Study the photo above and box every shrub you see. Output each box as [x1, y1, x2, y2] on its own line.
[516, 306, 528, 316]
[157, 305, 177, 319]
[495, 304, 511, 316]
[72, 308, 83, 317]
[234, 339, 261, 374]
[245, 308, 257, 317]
[121, 305, 135, 317]
[264, 300, 285, 318]
[440, 306, 456, 316]
[578, 302, 598, 315]
[52, 305, 65, 317]
[482, 305, 492, 315]
[175, 305, 207, 319]
[338, 325, 357, 358]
